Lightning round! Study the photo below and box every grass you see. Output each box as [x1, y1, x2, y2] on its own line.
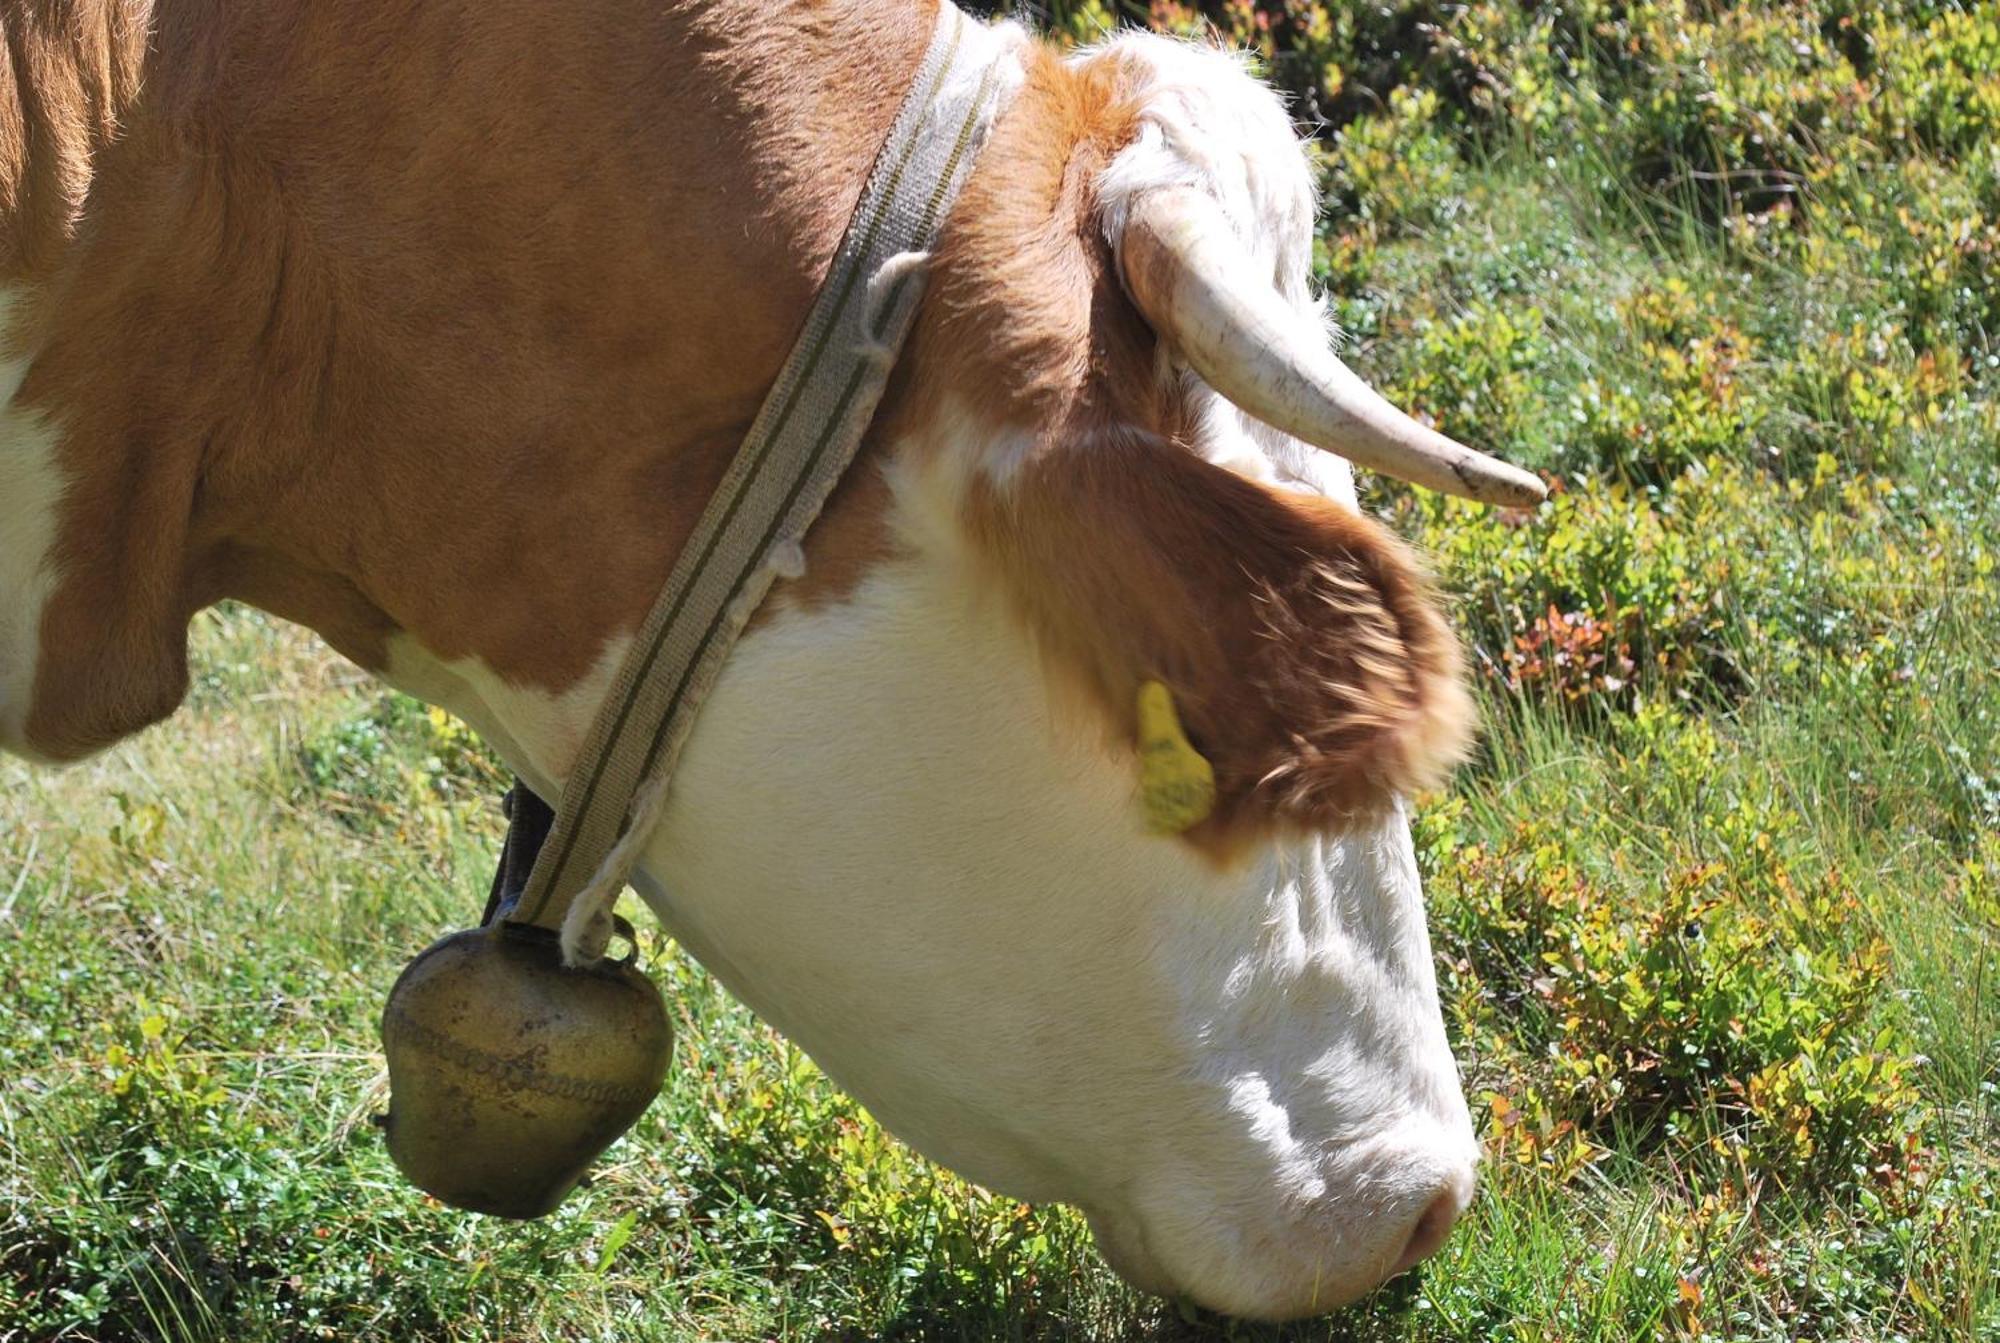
[6, 1, 2000, 1338]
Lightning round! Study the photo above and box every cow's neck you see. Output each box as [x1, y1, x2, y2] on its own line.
[4, 0, 935, 762]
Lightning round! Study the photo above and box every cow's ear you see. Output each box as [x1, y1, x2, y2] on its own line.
[895, 41, 1472, 838]
[966, 437, 1474, 841]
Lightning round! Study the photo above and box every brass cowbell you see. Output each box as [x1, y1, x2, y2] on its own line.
[377, 790, 672, 1218]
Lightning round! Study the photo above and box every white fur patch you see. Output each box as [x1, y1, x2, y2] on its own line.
[1087, 32, 1319, 295]
[609, 432, 1473, 1315]
[0, 289, 64, 762]
[379, 633, 631, 800]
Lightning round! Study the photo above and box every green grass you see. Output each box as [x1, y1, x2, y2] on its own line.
[6, 2, 2000, 1338]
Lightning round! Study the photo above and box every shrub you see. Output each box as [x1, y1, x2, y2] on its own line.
[1395, 452, 1995, 721]
[1388, 299, 1552, 453]
[1777, 319, 1961, 469]
[1394, 467, 1744, 713]
[1873, 8, 2000, 157]
[1571, 290, 1763, 482]
[1422, 795, 1924, 1195]
[1325, 86, 1465, 234]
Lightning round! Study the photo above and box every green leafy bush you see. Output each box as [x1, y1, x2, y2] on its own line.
[1422, 781, 1923, 1196]
[1391, 451, 1996, 725]
[1325, 86, 1465, 234]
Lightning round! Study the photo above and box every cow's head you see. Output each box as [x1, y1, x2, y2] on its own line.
[0, 17, 1536, 1321]
[627, 34, 1528, 1318]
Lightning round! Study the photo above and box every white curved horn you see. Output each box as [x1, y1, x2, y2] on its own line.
[1116, 186, 1547, 507]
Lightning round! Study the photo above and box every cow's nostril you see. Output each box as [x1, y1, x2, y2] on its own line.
[1388, 1187, 1464, 1278]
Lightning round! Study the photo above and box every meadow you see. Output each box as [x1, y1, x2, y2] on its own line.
[3, 1, 1997, 1338]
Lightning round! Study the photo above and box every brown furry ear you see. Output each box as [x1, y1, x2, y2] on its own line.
[893, 39, 1471, 841]
[968, 437, 1474, 840]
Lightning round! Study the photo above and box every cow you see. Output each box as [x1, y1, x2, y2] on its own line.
[0, 0, 1543, 1320]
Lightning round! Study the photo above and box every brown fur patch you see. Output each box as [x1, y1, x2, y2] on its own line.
[0, 0, 151, 276]
[5, 0, 934, 756]
[900, 41, 1474, 841]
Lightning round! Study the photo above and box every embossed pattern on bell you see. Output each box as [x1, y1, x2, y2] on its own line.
[379, 923, 672, 1219]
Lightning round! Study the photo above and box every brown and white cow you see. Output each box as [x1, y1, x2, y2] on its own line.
[0, 0, 1541, 1318]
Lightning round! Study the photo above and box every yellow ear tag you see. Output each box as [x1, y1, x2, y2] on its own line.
[1137, 680, 1216, 834]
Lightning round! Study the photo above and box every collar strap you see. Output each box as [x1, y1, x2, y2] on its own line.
[501, 5, 1017, 962]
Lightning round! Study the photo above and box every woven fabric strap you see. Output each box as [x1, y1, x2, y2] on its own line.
[506, 5, 1015, 955]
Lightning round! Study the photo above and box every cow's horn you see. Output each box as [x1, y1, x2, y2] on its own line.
[1115, 187, 1547, 507]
